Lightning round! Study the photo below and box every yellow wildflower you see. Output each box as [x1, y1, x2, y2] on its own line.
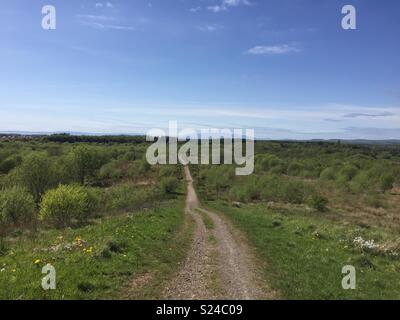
[34, 259, 41, 265]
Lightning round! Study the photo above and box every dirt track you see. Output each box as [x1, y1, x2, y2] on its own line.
[163, 166, 275, 300]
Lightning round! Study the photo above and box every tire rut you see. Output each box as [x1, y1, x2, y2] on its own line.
[163, 166, 275, 300]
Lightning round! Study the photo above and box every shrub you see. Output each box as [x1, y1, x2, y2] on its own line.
[258, 155, 281, 172]
[229, 176, 260, 203]
[106, 183, 156, 211]
[158, 165, 179, 178]
[307, 194, 328, 212]
[39, 185, 98, 228]
[319, 167, 336, 181]
[0, 158, 16, 174]
[365, 193, 386, 209]
[98, 161, 123, 180]
[350, 171, 372, 193]
[287, 162, 304, 176]
[279, 180, 310, 204]
[160, 177, 179, 194]
[337, 164, 358, 182]
[17, 153, 55, 203]
[0, 187, 36, 225]
[69, 146, 101, 185]
[379, 174, 395, 193]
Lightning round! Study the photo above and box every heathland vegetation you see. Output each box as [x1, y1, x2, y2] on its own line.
[0, 136, 399, 299]
[0, 135, 186, 299]
[193, 141, 400, 299]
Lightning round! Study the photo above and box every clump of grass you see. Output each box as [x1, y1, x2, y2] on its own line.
[78, 281, 96, 293]
[107, 240, 128, 253]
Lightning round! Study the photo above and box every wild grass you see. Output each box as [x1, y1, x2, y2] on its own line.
[0, 200, 190, 300]
[208, 201, 400, 300]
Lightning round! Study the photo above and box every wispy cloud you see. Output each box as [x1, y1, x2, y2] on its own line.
[198, 24, 223, 32]
[208, 0, 253, 13]
[189, 6, 201, 13]
[245, 44, 301, 55]
[95, 2, 113, 8]
[77, 11, 135, 31]
[76, 14, 114, 21]
[343, 112, 395, 118]
[80, 21, 135, 31]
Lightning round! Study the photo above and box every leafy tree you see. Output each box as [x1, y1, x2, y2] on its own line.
[0, 186, 36, 225]
[17, 153, 55, 203]
[69, 146, 99, 184]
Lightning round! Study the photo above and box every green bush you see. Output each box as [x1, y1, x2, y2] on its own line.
[0, 158, 17, 174]
[68, 146, 102, 185]
[158, 165, 179, 178]
[0, 187, 36, 225]
[279, 179, 311, 204]
[337, 164, 358, 182]
[258, 154, 281, 172]
[287, 162, 304, 176]
[350, 171, 372, 193]
[106, 183, 156, 211]
[307, 194, 329, 212]
[379, 174, 395, 193]
[319, 167, 336, 181]
[39, 185, 99, 228]
[160, 177, 179, 194]
[17, 153, 55, 203]
[230, 181, 260, 203]
[99, 161, 123, 180]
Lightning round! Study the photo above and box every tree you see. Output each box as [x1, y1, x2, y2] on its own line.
[69, 146, 99, 185]
[17, 153, 55, 203]
[0, 186, 36, 225]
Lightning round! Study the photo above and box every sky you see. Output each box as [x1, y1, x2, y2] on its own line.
[0, 0, 399, 139]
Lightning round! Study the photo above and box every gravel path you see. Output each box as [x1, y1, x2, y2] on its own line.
[163, 166, 275, 300]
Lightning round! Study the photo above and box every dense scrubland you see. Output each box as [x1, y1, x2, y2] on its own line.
[0, 136, 188, 299]
[193, 141, 400, 299]
[1, 136, 400, 299]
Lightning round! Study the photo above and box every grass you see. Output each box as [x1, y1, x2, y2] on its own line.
[208, 201, 400, 300]
[0, 199, 191, 300]
[196, 209, 214, 230]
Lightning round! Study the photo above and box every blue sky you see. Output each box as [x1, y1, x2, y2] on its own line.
[0, 0, 399, 139]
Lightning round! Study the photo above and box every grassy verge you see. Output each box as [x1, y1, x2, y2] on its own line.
[0, 199, 190, 300]
[208, 201, 400, 300]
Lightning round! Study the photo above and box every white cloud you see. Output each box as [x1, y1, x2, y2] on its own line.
[198, 24, 223, 32]
[208, 0, 252, 13]
[76, 14, 114, 21]
[245, 44, 301, 55]
[95, 2, 113, 8]
[189, 6, 201, 13]
[81, 21, 135, 31]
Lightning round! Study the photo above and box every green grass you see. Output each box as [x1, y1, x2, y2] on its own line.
[196, 209, 214, 230]
[208, 201, 400, 300]
[0, 199, 190, 300]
